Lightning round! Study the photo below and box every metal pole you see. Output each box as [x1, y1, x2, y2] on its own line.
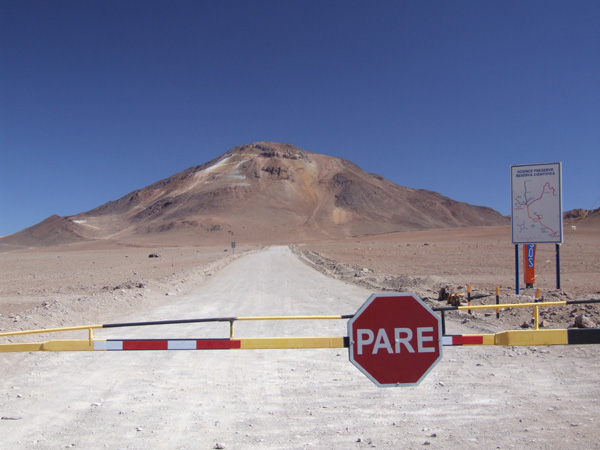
[467, 284, 472, 315]
[515, 245, 520, 295]
[496, 286, 500, 319]
[556, 244, 561, 290]
[441, 310, 446, 336]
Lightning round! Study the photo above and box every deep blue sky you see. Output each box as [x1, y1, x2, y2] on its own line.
[1, 1, 599, 236]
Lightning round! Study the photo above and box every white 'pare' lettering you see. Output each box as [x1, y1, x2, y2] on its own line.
[356, 327, 436, 355]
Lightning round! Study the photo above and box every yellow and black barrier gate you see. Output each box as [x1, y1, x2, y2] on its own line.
[1, 293, 599, 386]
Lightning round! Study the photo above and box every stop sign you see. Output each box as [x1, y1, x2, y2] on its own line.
[348, 293, 442, 387]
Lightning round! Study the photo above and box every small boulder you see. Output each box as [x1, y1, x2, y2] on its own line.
[574, 315, 596, 329]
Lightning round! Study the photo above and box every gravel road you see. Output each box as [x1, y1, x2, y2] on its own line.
[2, 246, 599, 449]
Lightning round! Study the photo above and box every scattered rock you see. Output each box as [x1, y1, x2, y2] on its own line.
[148, 253, 161, 258]
[574, 315, 596, 328]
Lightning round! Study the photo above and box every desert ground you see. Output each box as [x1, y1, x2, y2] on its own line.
[1, 223, 599, 449]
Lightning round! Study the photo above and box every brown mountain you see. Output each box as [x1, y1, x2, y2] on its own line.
[564, 207, 600, 223]
[1, 142, 508, 247]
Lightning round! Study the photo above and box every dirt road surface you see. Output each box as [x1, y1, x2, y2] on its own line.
[2, 246, 599, 449]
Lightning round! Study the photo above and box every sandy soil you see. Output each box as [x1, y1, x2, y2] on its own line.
[1, 226, 599, 449]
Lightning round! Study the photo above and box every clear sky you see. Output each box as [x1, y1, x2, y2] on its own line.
[1, 1, 599, 236]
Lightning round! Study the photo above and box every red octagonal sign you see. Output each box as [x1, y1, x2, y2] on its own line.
[348, 293, 442, 387]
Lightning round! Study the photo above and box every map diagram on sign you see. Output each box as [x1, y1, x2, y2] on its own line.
[511, 163, 563, 244]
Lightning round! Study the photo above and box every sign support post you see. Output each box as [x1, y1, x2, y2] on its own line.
[556, 244, 561, 290]
[514, 245, 520, 295]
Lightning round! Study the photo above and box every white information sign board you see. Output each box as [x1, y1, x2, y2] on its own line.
[511, 162, 563, 244]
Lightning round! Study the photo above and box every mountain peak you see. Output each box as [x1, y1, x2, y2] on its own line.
[1, 142, 508, 247]
[227, 141, 308, 160]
